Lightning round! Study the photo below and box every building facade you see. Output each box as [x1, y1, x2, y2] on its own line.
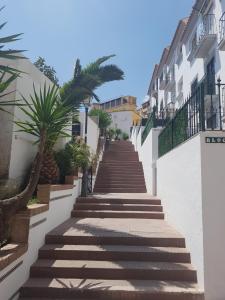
[92, 95, 141, 134]
[148, 0, 225, 128]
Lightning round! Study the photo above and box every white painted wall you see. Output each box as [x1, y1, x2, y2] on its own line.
[109, 110, 133, 135]
[79, 112, 99, 154]
[200, 131, 225, 300]
[157, 134, 204, 288]
[131, 126, 161, 195]
[157, 131, 225, 300]
[0, 180, 81, 300]
[140, 128, 161, 195]
[0, 57, 54, 188]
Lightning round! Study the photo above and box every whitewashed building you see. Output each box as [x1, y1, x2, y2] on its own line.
[148, 0, 225, 127]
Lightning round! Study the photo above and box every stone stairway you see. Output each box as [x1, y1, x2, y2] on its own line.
[19, 141, 204, 299]
[94, 141, 147, 193]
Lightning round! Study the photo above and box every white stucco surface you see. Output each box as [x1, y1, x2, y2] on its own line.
[0, 57, 54, 187]
[0, 180, 81, 300]
[157, 134, 204, 289]
[79, 112, 99, 154]
[109, 110, 133, 135]
[157, 131, 225, 300]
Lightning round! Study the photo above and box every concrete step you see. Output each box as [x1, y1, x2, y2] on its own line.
[76, 197, 161, 205]
[93, 188, 147, 193]
[20, 278, 204, 300]
[74, 204, 163, 212]
[45, 218, 185, 247]
[94, 185, 146, 189]
[30, 259, 197, 281]
[94, 179, 145, 183]
[71, 210, 164, 219]
[39, 245, 190, 262]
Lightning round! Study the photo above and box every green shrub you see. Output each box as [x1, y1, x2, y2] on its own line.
[122, 132, 129, 140]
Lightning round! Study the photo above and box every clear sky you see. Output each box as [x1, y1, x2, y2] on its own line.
[3, 0, 194, 105]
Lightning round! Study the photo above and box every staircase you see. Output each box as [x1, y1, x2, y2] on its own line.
[19, 141, 204, 300]
[94, 141, 147, 193]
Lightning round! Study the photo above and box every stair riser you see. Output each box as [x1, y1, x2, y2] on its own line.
[74, 205, 163, 212]
[45, 236, 185, 247]
[20, 287, 204, 300]
[94, 186, 147, 190]
[30, 267, 197, 282]
[38, 250, 190, 263]
[94, 179, 145, 183]
[76, 198, 161, 205]
[71, 211, 163, 219]
[93, 189, 147, 193]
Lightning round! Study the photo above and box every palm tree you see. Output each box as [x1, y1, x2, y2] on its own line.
[60, 55, 124, 107]
[0, 84, 73, 245]
[0, 9, 26, 111]
[59, 55, 124, 196]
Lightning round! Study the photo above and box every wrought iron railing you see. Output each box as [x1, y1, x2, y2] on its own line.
[141, 108, 167, 145]
[87, 166, 93, 194]
[198, 14, 217, 42]
[158, 78, 223, 157]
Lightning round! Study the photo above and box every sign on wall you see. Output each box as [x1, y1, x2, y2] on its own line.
[205, 137, 225, 143]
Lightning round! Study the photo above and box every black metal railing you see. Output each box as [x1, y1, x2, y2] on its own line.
[87, 166, 93, 194]
[158, 78, 223, 157]
[141, 107, 167, 145]
[198, 14, 217, 42]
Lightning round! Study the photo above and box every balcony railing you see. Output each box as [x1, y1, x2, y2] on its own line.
[188, 14, 217, 60]
[219, 12, 225, 50]
[198, 14, 216, 41]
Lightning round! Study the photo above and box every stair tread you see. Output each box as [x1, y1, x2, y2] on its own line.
[75, 204, 162, 207]
[40, 244, 189, 254]
[32, 259, 195, 271]
[47, 218, 183, 239]
[73, 210, 163, 214]
[22, 278, 202, 293]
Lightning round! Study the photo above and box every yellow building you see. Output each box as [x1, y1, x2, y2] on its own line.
[92, 96, 141, 126]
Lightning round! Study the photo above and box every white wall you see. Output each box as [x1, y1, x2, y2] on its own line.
[79, 112, 99, 154]
[131, 126, 161, 195]
[157, 134, 204, 288]
[109, 110, 133, 135]
[0, 57, 54, 189]
[200, 131, 225, 300]
[140, 128, 161, 195]
[0, 180, 81, 300]
[157, 131, 225, 300]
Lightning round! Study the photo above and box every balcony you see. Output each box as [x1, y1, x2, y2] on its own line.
[165, 68, 175, 91]
[188, 14, 217, 61]
[218, 12, 225, 50]
[159, 73, 166, 90]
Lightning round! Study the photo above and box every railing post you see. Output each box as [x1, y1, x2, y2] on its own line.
[171, 118, 174, 149]
[217, 78, 223, 130]
[200, 81, 205, 131]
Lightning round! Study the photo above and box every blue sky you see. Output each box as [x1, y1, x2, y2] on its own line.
[3, 0, 194, 105]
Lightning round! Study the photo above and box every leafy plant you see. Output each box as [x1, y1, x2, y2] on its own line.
[0, 8, 26, 111]
[107, 128, 116, 140]
[122, 132, 129, 140]
[115, 128, 122, 140]
[0, 84, 73, 245]
[34, 56, 59, 86]
[60, 55, 124, 108]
